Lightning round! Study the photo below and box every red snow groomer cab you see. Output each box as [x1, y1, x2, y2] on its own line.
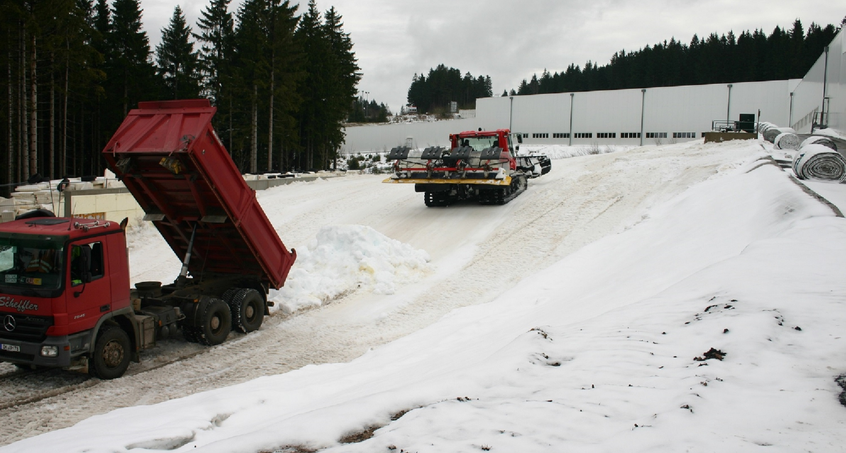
[383, 129, 550, 206]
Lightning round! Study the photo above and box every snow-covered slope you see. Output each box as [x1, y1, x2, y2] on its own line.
[2, 139, 845, 452]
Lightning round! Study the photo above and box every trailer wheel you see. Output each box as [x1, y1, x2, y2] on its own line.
[198, 298, 231, 346]
[89, 326, 131, 379]
[229, 288, 265, 333]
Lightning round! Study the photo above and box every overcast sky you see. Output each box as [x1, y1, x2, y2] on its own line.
[138, 0, 843, 113]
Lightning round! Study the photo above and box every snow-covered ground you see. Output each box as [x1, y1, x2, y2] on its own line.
[2, 138, 846, 452]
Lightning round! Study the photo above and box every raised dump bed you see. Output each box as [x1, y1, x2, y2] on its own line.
[102, 99, 296, 289]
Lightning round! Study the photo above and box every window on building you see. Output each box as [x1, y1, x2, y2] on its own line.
[597, 132, 616, 138]
[646, 132, 667, 139]
[672, 132, 696, 138]
[553, 132, 570, 139]
[574, 132, 593, 139]
[532, 133, 549, 139]
[621, 132, 641, 138]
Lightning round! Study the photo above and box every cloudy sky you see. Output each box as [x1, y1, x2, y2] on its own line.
[139, 0, 843, 113]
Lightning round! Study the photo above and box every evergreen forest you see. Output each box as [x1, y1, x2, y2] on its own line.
[347, 96, 390, 123]
[406, 64, 493, 115]
[510, 19, 841, 96]
[0, 0, 361, 195]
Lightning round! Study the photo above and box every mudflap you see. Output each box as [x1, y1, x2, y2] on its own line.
[415, 183, 450, 193]
[424, 191, 453, 207]
[178, 297, 209, 342]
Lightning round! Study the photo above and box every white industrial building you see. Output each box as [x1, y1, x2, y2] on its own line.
[342, 29, 845, 153]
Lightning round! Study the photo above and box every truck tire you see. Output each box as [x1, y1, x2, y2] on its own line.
[221, 287, 238, 304]
[229, 288, 264, 333]
[89, 326, 131, 379]
[198, 298, 231, 346]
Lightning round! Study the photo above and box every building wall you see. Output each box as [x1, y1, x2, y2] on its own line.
[470, 80, 797, 145]
[344, 79, 797, 152]
[342, 118, 481, 154]
[61, 189, 145, 227]
[790, 29, 845, 133]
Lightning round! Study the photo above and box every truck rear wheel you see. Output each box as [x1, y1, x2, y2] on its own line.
[89, 326, 131, 379]
[229, 288, 265, 333]
[198, 298, 231, 346]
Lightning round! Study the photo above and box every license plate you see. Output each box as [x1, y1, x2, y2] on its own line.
[1, 343, 20, 353]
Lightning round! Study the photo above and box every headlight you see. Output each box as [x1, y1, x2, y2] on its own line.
[41, 345, 58, 357]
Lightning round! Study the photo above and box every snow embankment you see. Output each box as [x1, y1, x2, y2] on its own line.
[6, 150, 845, 452]
[124, 219, 432, 317]
[270, 225, 431, 315]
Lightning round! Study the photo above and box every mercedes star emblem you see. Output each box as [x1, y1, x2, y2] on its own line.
[3, 315, 15, 332]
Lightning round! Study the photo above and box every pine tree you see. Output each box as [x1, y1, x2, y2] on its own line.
[406, 65, 489, 112]
[265, 0, 302, 172]
[108, 0, 156, 115]
[294, 0, 326, 170]
[195, 0, 235, 149]
[232, 0, 302, 173]
[233, 0, 268, 173]
[156, 5, 200, 99]
[319, 6, 359, 167]
[45, 0, 102, 178]
[0, 0, 27, 188]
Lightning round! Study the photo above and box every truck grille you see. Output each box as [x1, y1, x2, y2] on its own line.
[0, 314, 53, 343]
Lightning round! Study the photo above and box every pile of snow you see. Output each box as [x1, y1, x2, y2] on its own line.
[5, 146, 845, 452]
[270, 225, 431, 315]
[124, 221, 431, 318]
[812, 126, 846, 142]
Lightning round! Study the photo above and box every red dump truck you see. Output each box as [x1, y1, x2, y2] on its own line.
[0, 99, 296, 379]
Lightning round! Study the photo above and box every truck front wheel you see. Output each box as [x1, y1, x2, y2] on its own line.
[89, 326, 131, 379]
[199, 298, 231, 346]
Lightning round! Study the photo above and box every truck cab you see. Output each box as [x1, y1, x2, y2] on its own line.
[0, 216, 132, 373]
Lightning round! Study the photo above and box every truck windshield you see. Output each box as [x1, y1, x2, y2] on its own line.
[459, 136, 499, 151]
[0, 241, 64, 291]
